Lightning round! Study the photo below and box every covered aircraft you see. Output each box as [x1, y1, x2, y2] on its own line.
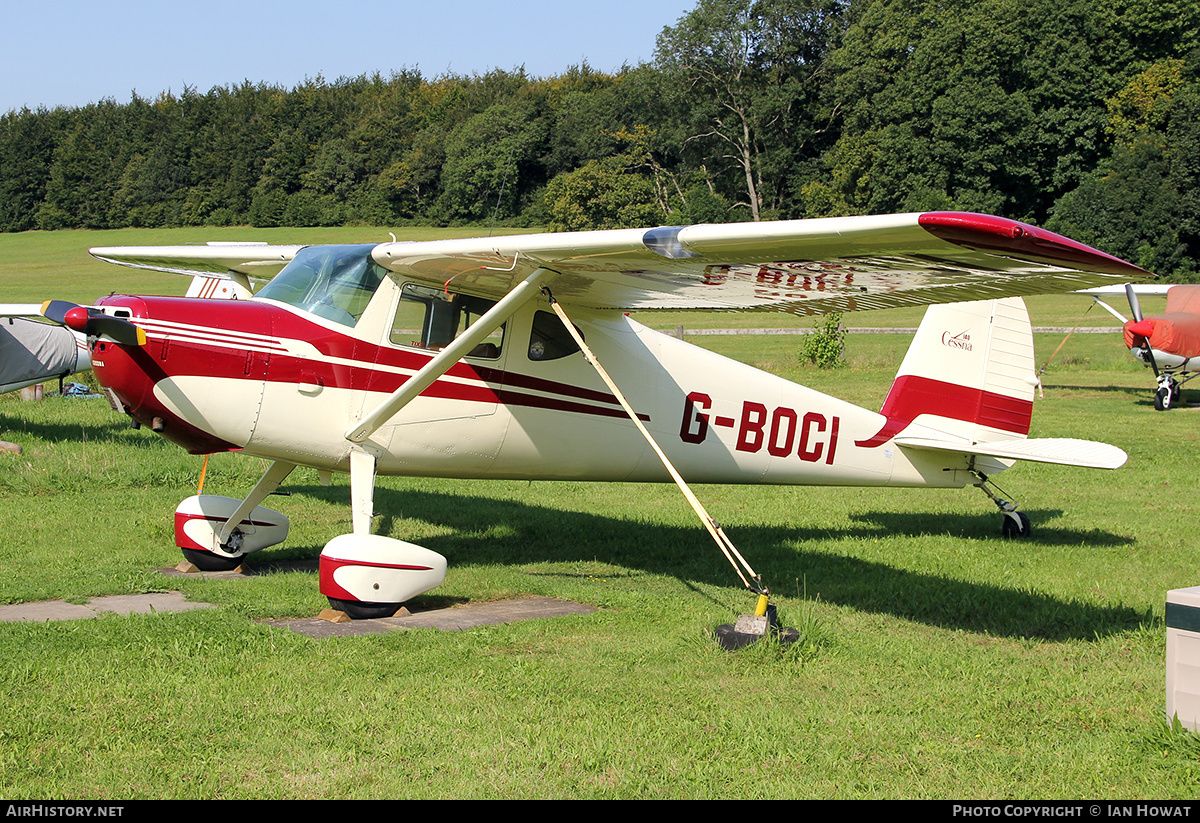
[0, 305, 89, 395]
[41, 211, 1148, 617]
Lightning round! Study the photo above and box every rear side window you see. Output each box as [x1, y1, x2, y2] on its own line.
[527, 310, 581, 361]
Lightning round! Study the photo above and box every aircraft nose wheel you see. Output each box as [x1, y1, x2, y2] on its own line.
[1154, 376, 1180, 411]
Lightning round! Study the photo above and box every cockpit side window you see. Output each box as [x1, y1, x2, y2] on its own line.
[389, 283, 504, 359]
[256, 244, 385, 327]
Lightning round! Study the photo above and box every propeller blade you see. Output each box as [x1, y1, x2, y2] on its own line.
[88, 313, 147, 347]
[1125, 283, 1143, 322]
[40, 299, 76, 326]
[39, 300, 146, 347]
[1126, 318, 1161, 377]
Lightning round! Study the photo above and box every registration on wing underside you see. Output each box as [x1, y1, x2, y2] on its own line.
[530, 255, 1120, 315]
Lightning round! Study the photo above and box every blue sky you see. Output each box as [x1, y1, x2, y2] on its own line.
[3, 0, 697, 113]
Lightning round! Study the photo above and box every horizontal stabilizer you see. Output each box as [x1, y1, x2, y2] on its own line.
[894, 436, 1128, 469]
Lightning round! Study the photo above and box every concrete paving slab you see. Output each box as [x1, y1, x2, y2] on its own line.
[268, 596, 598, 638]
[157, 558, 318, 578]
[0, 591, 216, 623]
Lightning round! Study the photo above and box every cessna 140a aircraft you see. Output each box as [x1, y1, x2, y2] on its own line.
[44, 211, 1148, 618]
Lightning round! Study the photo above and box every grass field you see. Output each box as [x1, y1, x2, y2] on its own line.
[0, 227, 1196, 799]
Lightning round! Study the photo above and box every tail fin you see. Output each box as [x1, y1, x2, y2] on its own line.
[877, 297, 1036, 443]
[862, 297, 1126, 470]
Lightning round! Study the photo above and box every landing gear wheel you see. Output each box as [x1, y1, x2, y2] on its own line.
[1001, 512, 1031, 539]
[181, 548, 245, 572]
[1155, 387, 1171, 411]
[327, 597, 400, 620]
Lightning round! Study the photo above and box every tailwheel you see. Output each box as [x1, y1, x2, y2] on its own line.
[972, 471, 1031, 539]
[1001, 511, 1032, 539]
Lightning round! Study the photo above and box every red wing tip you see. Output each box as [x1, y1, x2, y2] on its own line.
[918, 211, 1151, 278]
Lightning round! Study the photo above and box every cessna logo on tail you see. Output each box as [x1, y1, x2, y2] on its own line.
[942, 330, 973, 351]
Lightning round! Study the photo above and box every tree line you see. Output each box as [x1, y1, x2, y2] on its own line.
[2, 0, 1198, 277]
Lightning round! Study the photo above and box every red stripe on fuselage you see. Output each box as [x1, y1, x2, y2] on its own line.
[855, 375, 1032, 448]
[99, 295, 648, 422]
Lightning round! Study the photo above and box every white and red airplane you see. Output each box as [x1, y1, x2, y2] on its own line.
[0, 273, 238, 396]
[42, 212, 1148, 618]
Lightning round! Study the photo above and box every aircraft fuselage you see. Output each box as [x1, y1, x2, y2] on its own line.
[89, 287, 978, 492]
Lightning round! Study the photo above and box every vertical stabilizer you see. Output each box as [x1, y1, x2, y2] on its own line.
[185, 273, 253, 300]
[875, 298, 1037, 444]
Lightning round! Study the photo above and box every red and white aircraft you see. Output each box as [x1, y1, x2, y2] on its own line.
[45, 212, 1147, 617]
[1088, 283, 1200, 410]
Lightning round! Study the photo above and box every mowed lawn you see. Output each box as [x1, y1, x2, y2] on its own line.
[0, 228, 1197, 799]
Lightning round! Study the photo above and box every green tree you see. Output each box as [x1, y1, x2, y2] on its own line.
[1048, 60, 1200, 279]
[433, 101, 548, 224]
[655, 0, 845, 220]
[543, 155, 662, 231]
[0, 108, 59, 232]
[823, 0, 1200, 222]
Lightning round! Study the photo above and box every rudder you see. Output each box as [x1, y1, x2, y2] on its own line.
[875, 297, 1037, 444]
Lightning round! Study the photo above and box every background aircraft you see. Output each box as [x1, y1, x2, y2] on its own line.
[38, 211, 1148, 618]
[0, 305, 90, 396]
[1084, 284, 1199, 410]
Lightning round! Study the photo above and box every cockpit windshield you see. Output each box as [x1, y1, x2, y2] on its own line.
[256, 244, 386, 327]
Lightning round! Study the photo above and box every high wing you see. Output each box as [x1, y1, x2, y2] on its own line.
[90, 212, 1150, 315]
[89, 241, 304, 279]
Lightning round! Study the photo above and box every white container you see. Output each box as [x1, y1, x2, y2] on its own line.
[1166, 586, 1200, 730]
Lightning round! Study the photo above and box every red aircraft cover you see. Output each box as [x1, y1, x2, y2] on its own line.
[1124, 285, 1200, 356]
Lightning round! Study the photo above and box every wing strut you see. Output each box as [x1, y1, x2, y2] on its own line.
[346, 266, 558, 444]
[216, 460, 297, 547]
[543, 288, 768, 601]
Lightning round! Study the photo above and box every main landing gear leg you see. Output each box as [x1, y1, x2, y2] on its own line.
[175, 460, 296, 571]
[972, 470, 1031, 539]
[318, 447, 446, 620]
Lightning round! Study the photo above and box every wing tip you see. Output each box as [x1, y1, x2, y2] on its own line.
[918, 211, 1152, 280]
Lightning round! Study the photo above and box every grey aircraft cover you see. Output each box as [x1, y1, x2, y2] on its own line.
[0, 317, 80, 391]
